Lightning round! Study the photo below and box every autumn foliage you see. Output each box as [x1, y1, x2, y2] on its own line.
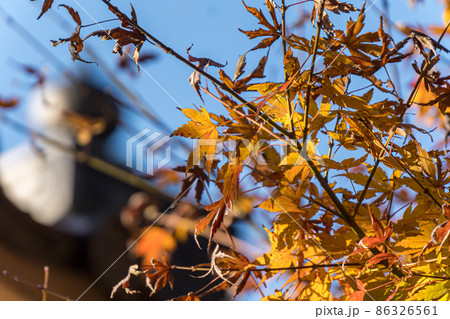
[20, 0, 450, 300]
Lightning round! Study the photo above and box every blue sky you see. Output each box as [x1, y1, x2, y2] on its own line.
[1, 0, 447, 155]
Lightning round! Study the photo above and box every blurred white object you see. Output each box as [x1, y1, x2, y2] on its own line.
[0, 84, 75, 226]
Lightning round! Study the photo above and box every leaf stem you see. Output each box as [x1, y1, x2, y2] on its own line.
[81, 18, 118, 28]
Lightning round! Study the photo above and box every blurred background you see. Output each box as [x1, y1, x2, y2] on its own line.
[0, 0, 449, 300]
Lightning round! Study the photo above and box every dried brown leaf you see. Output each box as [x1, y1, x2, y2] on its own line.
[0, 97, 19, 108]
[37, 0, 54, 20]
[58, 4, 81, 25]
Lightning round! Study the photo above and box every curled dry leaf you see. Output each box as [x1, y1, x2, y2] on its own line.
[85, 4, 146, 74]
[50, 8, 95, 65]
[186, 45, 227, 103]
[197, 246, 253, 300]
[311, 0, 357, 34]
[110, 264, 145, 298]
[58, 4, 81, 26]
[410, 30, 450, 58]
[234, 53, 247, 81]
[37, 0, 54, 20]
[84, 28, 146, 56]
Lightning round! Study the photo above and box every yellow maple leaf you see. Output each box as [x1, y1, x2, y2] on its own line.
[172, 107, 219, 173]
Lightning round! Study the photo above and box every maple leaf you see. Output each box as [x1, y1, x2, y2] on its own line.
[186, 45, 226, 103]
[198, 246, 254, 299]
[239, 1, 280, 51]
[235, 52, 269, 93]
[85, 4, 146, 74]
[143, 256, 174, 297]
[173, 165, 210, 204]
[171, 107, 219, 173]
[419, 220, 450, 259]
[194, 163, 243, 250]
[0, 96, 19, 108]
[214, 248, 253, 300]
[357, 206, 393, 250]
[333, 5, 381, 60]
[195, 198, 227, 251]
[37, 0, 54, 20]
[84, 27, 146, 56]
[258, 187, 303, 213]
[411, 280, 450, 301]
[311, 0, 357, 34]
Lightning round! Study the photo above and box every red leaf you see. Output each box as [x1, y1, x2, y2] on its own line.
[368, 205, 384, 240]
[366, 252, 398, 268]
[348, 290, 365, 301]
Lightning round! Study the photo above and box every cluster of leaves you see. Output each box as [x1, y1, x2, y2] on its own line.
[38, 0, 149, 73]
[34, 0, 450, 300]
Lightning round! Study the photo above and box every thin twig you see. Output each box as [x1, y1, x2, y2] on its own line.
[169, 262, 363, 273]
[302, 0, 325, 145]
[2, 270, 71, 301]
[353, 159, 381, 218]
[42, 266, 49, 301]
[281, 0, 296, 138]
